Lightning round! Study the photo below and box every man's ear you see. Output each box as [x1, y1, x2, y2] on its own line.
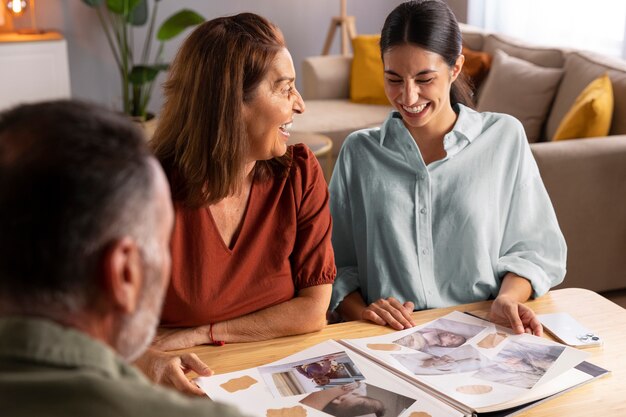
[450, 54, 465, 82]
[101, 237, 143, 314]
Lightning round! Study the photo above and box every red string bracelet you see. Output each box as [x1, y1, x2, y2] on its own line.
[209, 323, 225, 346]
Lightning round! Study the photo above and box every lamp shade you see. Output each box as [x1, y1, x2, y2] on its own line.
[7, 0, 27, 16]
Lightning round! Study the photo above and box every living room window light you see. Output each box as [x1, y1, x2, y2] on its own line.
[467, 0, 626, 59]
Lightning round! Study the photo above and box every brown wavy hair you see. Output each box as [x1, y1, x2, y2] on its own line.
[152, 13, 291, 207]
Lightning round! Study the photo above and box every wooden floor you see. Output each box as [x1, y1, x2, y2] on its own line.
[600, 288, 626, 309]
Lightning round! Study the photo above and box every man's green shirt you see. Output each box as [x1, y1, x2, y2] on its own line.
[0, 316, 244, 417]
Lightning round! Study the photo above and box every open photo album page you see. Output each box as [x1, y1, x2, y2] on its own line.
[197, 340, 464, 417]
[341, 311, 591, 413]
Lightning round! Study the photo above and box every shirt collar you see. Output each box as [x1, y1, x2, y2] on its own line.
[450, 103, 483, 145]
[0, 316, 145, 382]
[380, 104, 483, 158]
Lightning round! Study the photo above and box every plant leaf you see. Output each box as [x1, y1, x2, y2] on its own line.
[157, 10, 205, 41]
[82, 0, 104, 6]
[128, 0, 148, 25]
[106, 0, 142, 15]
[128, 65, 163, 85]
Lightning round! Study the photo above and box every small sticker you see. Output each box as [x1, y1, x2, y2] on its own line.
[408, 412, 433, 417]
[456, 385, 493, 395]
[220, 375, 258, 393]
[367, 343, 401, 351]
[477, 332, 507, 349]
[266, 405, 307, 417]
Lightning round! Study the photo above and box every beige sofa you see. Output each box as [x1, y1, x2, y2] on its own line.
[295, 27, 626, 294]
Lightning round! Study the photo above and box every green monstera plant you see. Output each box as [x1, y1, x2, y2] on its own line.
[82, 0, 205, 119]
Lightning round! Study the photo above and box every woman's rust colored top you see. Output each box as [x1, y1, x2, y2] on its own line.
[161, 145, 336, 326]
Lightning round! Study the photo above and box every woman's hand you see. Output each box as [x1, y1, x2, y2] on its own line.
[489, 294, 543, 336]
[152, 326, 211, 351]
[134, 348, 213, 396]
[362, 297, 416, 330]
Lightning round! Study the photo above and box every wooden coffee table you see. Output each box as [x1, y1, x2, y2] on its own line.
[182, 288, 626, 417]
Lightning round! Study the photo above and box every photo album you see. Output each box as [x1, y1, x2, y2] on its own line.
[197, 311, 609, 417]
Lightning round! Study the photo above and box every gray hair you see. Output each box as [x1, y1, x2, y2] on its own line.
[0, 100, 159, 315]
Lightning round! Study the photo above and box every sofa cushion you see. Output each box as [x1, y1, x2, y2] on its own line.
[482, 33, 564, 68]
[531, 136, 626, 292]
[553, 74, 614, 141]
[460, 23, 485, 51]
[350, 35, 389, 105]
[477, 50, 564, 142]
[302, 55, 352, 100]
[461, 46, 492, 91]
[546, 51, 626, 139]
[294, 99, 392, 157]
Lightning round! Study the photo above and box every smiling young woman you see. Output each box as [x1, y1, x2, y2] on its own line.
[329, 0, 566, 337]
[142, 13, 335, 397]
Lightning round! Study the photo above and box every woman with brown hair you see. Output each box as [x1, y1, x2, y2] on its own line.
[136, 13, 335, 395]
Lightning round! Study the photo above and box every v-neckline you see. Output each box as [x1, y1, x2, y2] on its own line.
[206, 179, 255, 254]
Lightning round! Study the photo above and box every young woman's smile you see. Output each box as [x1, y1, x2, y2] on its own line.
[383, 44, 462, 139]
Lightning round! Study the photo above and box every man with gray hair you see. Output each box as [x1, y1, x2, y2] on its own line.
[0, 100, 243, 416]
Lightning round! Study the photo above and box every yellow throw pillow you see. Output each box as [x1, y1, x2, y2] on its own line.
[552, 73, 614, 140]
[350, 35, 389, 105]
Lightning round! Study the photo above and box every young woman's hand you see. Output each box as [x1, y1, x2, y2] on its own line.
[362, 297, 416, 330]
[489, 294, 543, 336]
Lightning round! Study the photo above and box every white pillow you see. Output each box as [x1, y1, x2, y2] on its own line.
[477, 49, 564, 142]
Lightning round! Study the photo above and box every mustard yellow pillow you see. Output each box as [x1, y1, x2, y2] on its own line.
[350, 35, 389, 105]
[552, 73, 614, 141]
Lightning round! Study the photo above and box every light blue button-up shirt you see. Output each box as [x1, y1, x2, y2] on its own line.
[329, 104, 566, 311]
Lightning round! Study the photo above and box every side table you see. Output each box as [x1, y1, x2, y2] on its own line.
[288, 131, 334, 181]
[0, 31, 71, 112]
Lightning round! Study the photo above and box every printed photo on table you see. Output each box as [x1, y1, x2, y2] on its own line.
[393, 345, 493, 375]
[300, 381, 416, 417]
[393, 318, 487, 356]
[258, 352, 365, 397]
[473, 340, 566, 389]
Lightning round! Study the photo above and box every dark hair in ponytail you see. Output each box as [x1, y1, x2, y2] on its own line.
[380, 0, 474, 108]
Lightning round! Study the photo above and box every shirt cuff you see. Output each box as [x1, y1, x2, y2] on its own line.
[496, 255, 565, 298]
[329, 266, 360, 311]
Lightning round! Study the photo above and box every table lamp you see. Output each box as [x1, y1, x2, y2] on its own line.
[6, 0, 39, 34]
[6, 1, 26, 16]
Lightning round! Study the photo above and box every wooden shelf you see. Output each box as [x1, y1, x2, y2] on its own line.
[0, 31, 63, 43]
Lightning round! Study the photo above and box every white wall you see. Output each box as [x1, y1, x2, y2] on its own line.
[11, 0, 404, 114]
[445, 0, 468, 22]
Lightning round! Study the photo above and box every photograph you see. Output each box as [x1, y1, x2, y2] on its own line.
[299, 381, 416, 417]
[258, 351, 365, 397]
[393, 345, 492, 375]
[392, 318, 487, 356]
[473, 340, 566, 389]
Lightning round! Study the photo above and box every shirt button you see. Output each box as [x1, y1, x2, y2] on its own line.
[419, 174, 425, 180]
[420, 208, 426, 214]
[422, 249, 428, 255]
